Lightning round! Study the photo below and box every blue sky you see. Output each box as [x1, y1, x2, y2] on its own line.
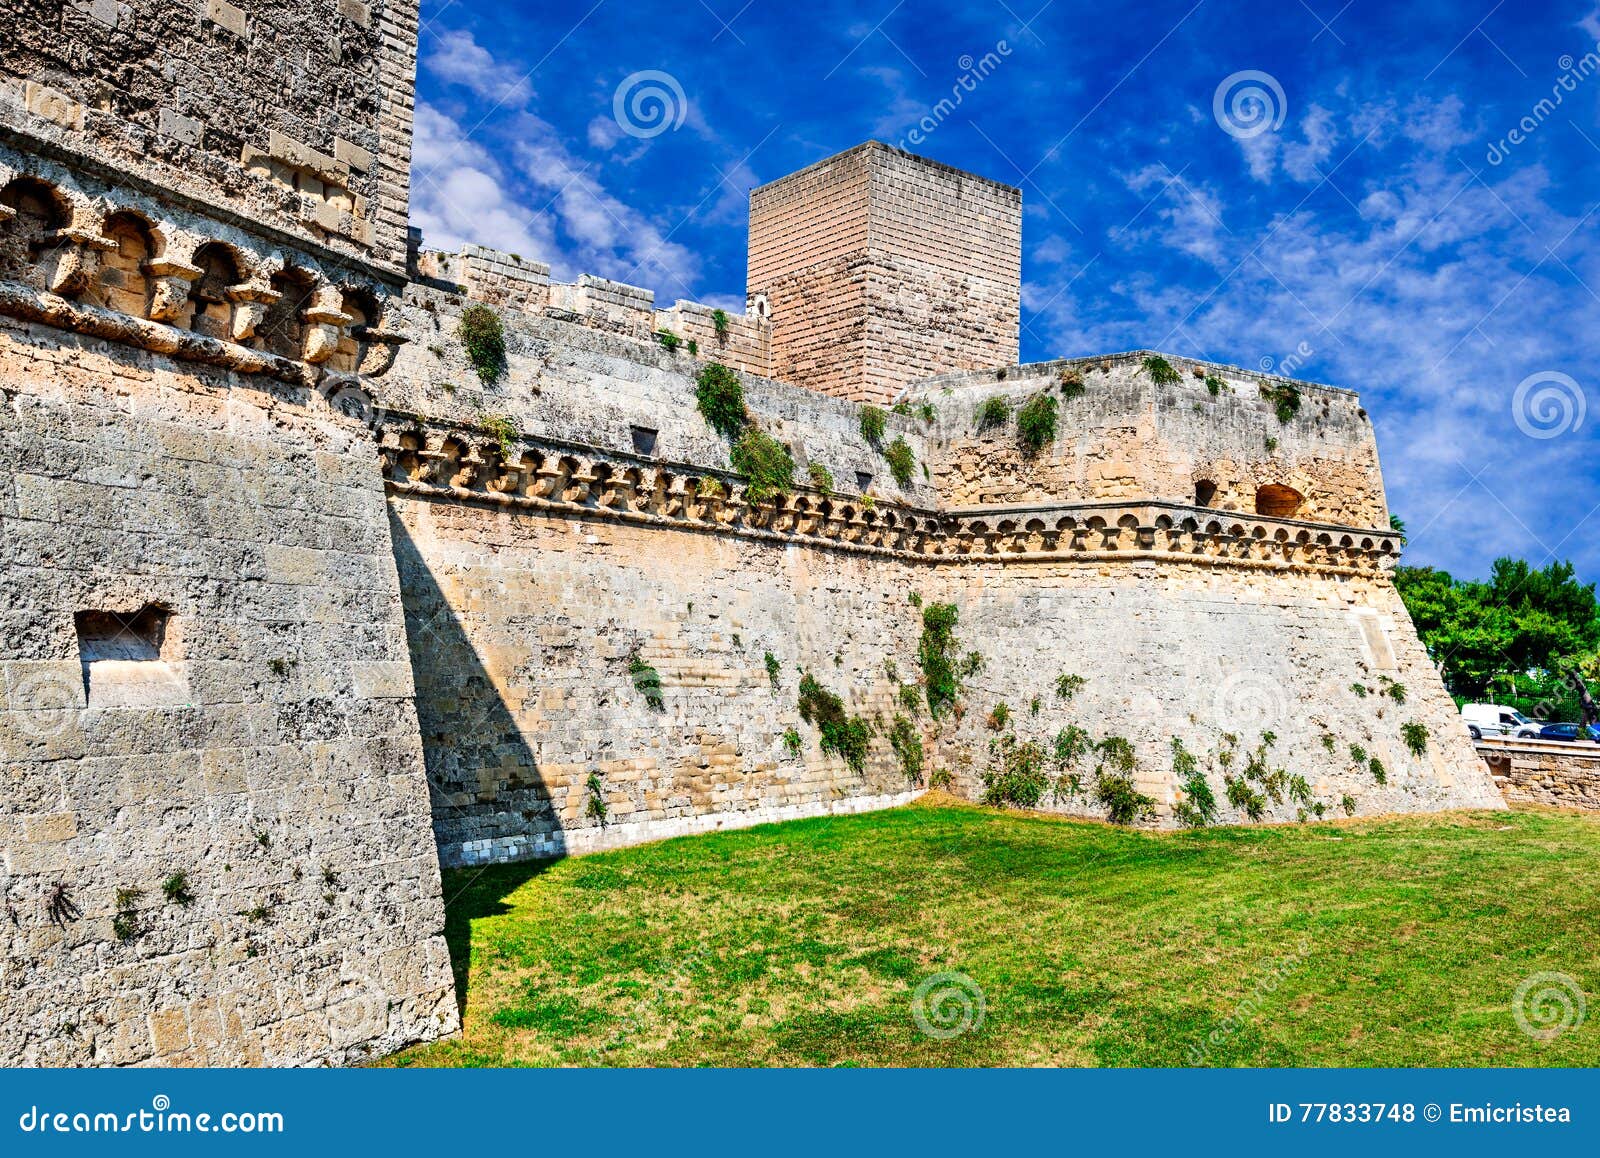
[411, 0, 1600, 582]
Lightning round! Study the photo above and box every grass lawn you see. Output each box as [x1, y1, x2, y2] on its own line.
[389, 798, 1600, 1067]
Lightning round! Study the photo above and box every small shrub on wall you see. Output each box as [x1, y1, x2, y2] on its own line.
[884, 437, 916, 488]
[695, 363, 747, 439]
[1016, 393, 1058, 455]
[458, 304, 507, 385]
[798, 673, 873, 774]
[730, 428, 795, 502]
[859, 405, 887, 446]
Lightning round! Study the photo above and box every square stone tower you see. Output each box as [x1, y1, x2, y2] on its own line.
[747, 141, 1021, 403]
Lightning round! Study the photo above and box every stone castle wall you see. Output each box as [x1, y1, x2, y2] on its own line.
[0, 316, 455, 1066]
[913, 356, 1388, 527]
[0, 0, 416, 270]
[1479, 740, 1600, 810]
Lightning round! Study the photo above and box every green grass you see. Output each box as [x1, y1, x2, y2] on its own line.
[389, 800, 1600, 1067]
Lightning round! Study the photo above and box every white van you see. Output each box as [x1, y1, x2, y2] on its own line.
[1460, 703, 1534, 740]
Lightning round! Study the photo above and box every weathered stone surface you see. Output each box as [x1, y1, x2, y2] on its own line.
[0, 0, 1507, 1072]
[1479, 740, 1600, 810]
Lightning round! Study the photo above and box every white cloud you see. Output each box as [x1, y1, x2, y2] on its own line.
[422, 28, 534, 108]
[409, 103, 553, 260]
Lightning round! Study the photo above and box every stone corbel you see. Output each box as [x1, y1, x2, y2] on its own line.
[301, 298, 353, 364]
[225, 282, 282, 342]
[37, 227, 117, 297]
[144, 257, 202, 322]
[351, 321, 410, 377]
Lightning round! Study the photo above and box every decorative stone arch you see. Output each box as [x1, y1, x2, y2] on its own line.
[0, 175, 71, 287]
[1255, 482, 1304, 518]
[92, 209, 162, 316]
[261, 265, 321, 360]
[184, 242, 248, 338]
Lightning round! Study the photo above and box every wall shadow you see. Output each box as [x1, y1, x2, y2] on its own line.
[388, 505, 568, 1016]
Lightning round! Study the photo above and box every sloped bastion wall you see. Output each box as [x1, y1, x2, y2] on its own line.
[380, 290, 1503, 859]
[0, 312, 456, 1066]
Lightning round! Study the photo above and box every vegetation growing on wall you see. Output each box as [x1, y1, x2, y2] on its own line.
[1058, 367, 1085, 399]
[481, 413, 518, 457]
[1093, 736, 1154, 824]
[1016, 392, 1058, 455]
[458, 304, 507, 385]
[798, 673, 873, 774]
[1170, 737, 1217, 828]
[981, 734, 1050, 808]
[730, 428, 795, 502]
[888, 716, 924, 784]
[1260, 381, 1301, 422]
[859, 405, 887, 446]
[695, 363, 747, 438]
[1204, 374, 1226, 396]
[711, 308, 730, 339]
[1056, 672, 1086, 701]
[764, 651, 781, 691]
[628, 654, 664, 711]
[917, 602, 966, 718]
[654, 329, 681, 352]
[1142, 355, 1180, 386]
[585, 772, 608, 827]
[883, 437, 916, 489]
[1400, 722, 1428, 757]
[807, 462, 834, 493]
[975, 396, 1010, 431]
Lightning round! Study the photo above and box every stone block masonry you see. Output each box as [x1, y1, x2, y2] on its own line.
[0, 318, 456, 1066]
[0, 0, 1511, 1065]
[748, 142, 1021, 403]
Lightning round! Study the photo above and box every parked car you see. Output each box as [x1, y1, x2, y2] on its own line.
[1460, 702, 1535, 740]
[1534, 722, 1600, 742]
